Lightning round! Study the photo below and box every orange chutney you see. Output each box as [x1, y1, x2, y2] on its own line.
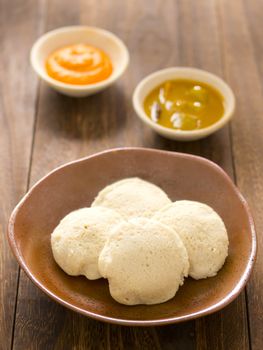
[46, 44, 113, 85]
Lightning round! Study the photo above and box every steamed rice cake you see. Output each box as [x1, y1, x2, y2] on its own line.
[98, 217, 189, 305]
[92, 177, 171, 219]
[51, 207, 123, 280]
[154, 200, 229, 279]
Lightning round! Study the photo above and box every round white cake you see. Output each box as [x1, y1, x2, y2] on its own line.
[154, 200, 229, 279]
[98, 217, 189, 305]
[92, 177, 171, 219]
[51, 207, 123, 280]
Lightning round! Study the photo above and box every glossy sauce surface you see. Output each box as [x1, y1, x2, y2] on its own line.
[144, 80, 224, 130]
[46, 44, 113, 85]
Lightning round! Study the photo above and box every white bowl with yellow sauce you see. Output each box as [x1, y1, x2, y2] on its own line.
[31, 26, 129, 97]
[133, 67, 235, 141]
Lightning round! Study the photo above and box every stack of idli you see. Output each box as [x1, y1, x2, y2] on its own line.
[51, 177, 229, 305]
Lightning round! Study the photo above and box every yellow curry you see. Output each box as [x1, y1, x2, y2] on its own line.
[144, 80, 224, 131]
[46, 44, 113, 85]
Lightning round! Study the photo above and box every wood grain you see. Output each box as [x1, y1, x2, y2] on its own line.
[1, 0, 261, 349]
[13, 0, 250, 349]
[219, 0, 263, 348]
[13, 1, 196, 348]
[0, 1, 44, 349]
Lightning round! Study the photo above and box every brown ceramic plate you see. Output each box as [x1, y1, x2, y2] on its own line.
[8, 148, 256, 326]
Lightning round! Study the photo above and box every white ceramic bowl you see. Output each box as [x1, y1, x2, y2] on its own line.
[31, 26, 129, 97]
[133, 67, 236, 141]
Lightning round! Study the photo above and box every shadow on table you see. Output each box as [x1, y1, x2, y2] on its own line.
[38, 83, 127, 141]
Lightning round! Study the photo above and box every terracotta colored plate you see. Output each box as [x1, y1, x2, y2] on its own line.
[7, 148, 257, 326]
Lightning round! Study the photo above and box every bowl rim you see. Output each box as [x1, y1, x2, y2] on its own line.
[7, 147, 257, 326]
[30, 25, 130, 90]
[132, 67, 236, 138]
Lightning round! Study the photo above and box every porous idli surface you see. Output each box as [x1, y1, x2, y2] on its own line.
[92, 177, 171, 219]
[154, 200, 229, 279]
[51, 207, 123, 280]
[98, 217, 189, 305]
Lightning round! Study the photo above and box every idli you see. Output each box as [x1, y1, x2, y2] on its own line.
[92, 177, 171, 219]
[51, 207, 123, 280]
[98, 217, 189, 305]
[154, 200, 229, 279]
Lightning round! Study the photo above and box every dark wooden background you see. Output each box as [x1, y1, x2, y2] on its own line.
[1, 0, 262, 349]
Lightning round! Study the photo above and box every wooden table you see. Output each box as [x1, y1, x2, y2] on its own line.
[1, 0, 262, 349]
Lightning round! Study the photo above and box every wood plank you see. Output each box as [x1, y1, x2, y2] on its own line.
[0, 1, 44, 349]
[12, 1, 195, 348]
[219, 0, 263, 348]
[173, 1, 250, 349]
[169, 1, 250, 349]
[12, 0, 250, 349]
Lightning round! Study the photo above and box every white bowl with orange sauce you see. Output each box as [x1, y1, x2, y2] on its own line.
[31, 26, 129, 97]
[133, 67, 236, 141]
